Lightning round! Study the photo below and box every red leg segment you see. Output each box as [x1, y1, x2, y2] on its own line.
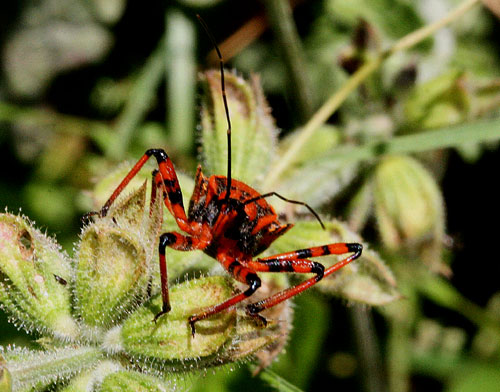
[187, 243, 362, 335]
[154, 232, 209, 322]
[97, 149, 193, 234]
[187, 256, 262, 336]
[245, 243, 362, 317]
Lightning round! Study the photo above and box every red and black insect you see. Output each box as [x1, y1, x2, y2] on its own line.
[89, 16, 362, 336]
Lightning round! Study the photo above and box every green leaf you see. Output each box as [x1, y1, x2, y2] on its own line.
[272, 125, 358, 208]
[311, 116, 500, 167]
[275, 156, 357, 209]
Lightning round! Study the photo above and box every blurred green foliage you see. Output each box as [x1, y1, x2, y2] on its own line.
[1, 0, 500, 391]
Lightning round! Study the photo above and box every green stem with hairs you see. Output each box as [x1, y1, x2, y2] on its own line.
[5, 347, 103, 392]
[253, 366, 305, 392]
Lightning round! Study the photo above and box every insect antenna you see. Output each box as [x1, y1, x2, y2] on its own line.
[197, 15, 326, 231]
[243, 192, 326, 230]
[197, 14, 232, 203]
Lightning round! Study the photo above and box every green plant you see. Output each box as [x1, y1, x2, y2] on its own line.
[1, 0, 500, 391]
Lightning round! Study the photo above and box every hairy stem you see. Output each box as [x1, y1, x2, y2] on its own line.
[5, 347, 103, 392]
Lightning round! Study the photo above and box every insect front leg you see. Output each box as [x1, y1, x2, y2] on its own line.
[153, 232, 209, 323]
[87, 149, 194, 234]
[245, 243, 363, 319]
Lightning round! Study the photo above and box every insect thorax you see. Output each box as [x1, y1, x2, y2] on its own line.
[187, 168, 292, 258]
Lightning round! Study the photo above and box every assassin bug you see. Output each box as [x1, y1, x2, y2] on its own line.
[88, 15, 362, 336]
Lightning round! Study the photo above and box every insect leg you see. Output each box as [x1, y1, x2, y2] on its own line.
[153, 232, 209, 323]
[188, 259, 261, 336]
[88, 149, 193, 234]
[245, 243, 362, 317]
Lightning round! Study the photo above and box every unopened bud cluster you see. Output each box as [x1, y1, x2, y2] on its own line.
[0, 186, 283, 391]
[0, 71, 293, 391]
[347, 154, 447, 273]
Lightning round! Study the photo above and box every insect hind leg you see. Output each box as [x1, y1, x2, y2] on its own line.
[245, 242, 362, 318]
[188, 261, 262, 336]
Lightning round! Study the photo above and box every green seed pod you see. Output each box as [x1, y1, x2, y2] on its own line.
[58, 361, 154, 392]
[100, 370, 174, 392]
[373, 155, 445, 267]
[0, 213, 77, 340]
[404, 69, 469, 129]
[106, 275, 282, 371]
[200, 70, 277, 186]
[74, 183, 161, 331]
[117, 276, 236, 365]
[87, 161, 208, 283]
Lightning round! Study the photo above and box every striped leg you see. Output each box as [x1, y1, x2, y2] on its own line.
[153, 232, 209, 323]
[245, 243, 362, 318]
[188, 258, 262, 336]
[94, 149, 193, 234]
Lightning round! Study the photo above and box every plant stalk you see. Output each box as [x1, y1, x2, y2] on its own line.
[166, 10, 196, 155]
[5, 347, 103, 392]
[106, 36, 166, 160]
[264, 0, 314, 122]
[350, 306, 386, 392]
[263, 0, 480, 189]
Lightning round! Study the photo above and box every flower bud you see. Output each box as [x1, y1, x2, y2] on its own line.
[0, 213, 77, 340]
[373, 155, 445, 269]
[74, 183, 161, 330]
